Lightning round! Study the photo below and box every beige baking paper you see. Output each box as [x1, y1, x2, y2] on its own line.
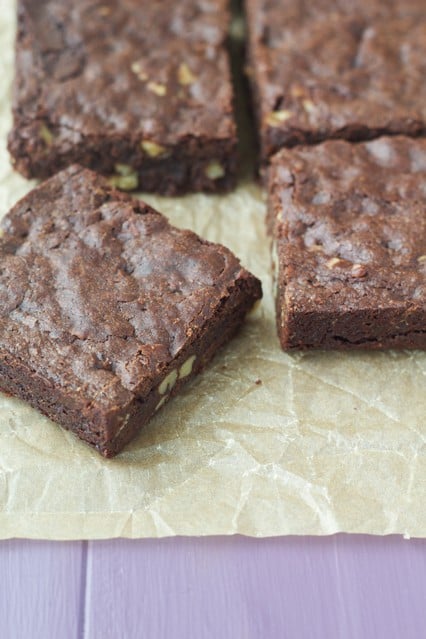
[0, 1, 425, 540]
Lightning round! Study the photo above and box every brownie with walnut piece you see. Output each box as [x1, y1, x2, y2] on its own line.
[8, 0, 237, 195]
[245, 0, 426, 163]
[0, 166, 262, 456]
[267, 136, 426, 350]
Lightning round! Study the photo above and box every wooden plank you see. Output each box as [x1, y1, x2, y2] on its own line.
[84, 535, 426, 639]
[0, 540, 86, 639]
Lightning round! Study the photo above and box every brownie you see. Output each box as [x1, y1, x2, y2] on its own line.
[8, 0, 237, 195]
[245, 0, 426, 163]
[0, 166, 262, 456]
[267, 136, 426, 350]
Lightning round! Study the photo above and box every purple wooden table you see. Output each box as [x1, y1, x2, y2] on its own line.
[1, 535, 425, 638]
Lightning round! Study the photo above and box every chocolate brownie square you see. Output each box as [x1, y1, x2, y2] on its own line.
[0, 166, 262, 456]
[245, 0, 426, 162]
[267, 137, 426, 350]
[8, 0, 237, 195]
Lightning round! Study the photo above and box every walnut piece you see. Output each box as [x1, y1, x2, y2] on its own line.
[302, 100, 315, 113]
[155, 397, 167, 412]
[108, 165, 139, 191]
[159, 369, 178, 395]
[205, 161, 225, 180]
[40, 124, 54, 146]
[178, 63, 196, 86]
[351, 264, 368, 278]
[141, 140, 168, 158]
[265, 110, 293, 126]
[179, 355, 196, 379]
[326, 257, 343, 269]
[131, 62, 148, 81]
[147, 81, 167, 97]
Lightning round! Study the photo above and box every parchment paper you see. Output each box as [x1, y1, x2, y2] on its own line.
[0, 1, 424, 540]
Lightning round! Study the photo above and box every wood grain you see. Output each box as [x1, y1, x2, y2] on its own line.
[0, 540, 86, 638]
[1, 536, 425, 639]
[84, 535, 426, 639]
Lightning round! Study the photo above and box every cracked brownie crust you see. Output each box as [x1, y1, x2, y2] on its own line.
[8, 0, 237, 194]
[0, 166, 262, 456]
[267, 136, 426, 350]
[245, 0, 426, 162]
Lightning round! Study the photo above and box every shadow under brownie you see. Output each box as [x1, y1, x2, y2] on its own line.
[8, 0, 237, 195]
[0, 166, 262, 456]
[267, 136, 426, 350]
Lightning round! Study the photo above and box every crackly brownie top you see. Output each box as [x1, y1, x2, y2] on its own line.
[246, 0, 426, 151]
[269, 136, 426, 312]
[14, 0, 235, 145]
[0, 166, 252, 408]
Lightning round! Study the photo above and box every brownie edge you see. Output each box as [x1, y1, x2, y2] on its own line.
[0, 166, 262, 456]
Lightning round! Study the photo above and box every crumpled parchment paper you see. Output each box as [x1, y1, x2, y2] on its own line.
[0, 1, 424, 540]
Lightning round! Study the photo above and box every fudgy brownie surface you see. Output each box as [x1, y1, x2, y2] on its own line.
[8, 0, 237, 194]
[267, 136, 426, 350]
[245, 0, 426, 162]
[0, 166, 261, 456]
